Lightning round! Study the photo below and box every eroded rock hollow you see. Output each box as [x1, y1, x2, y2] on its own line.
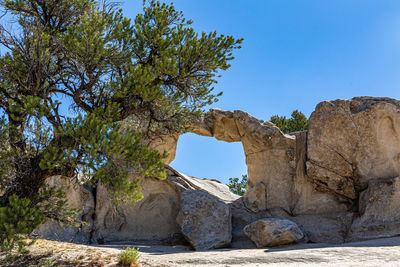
[35, 97, 400, 249]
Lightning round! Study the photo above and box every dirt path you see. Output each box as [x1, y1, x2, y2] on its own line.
[4, 236, 400, 266]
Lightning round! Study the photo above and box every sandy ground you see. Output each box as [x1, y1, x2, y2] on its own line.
[132, 236, 400, 267]
[3, 236, 400, 266]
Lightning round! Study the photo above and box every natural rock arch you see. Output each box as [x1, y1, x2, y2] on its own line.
[35, 97, 400, 248]
[150, 109, 297, 212]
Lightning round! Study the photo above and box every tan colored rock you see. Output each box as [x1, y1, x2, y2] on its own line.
[291, 131, 348, 216]
[33, 176, 95, 243]
[35, 167, 240, 246]
[171, 170, 239, 203]
[92, 176, 181, 244]
[306, 162, 356, 199]
[192, 109, 296, 213]
[243, 182, 267, 212]
[244, 218, 304, 248]
[348, 176, 400, 242]
[307, 97, 400, 200]
[37, 97, 400, 248]
[148, 133, 180, 164]
[149, 109, 353, 246]
[265, 207, 352, 244]
[146, 109, 296, 212]
[92, 166, 238, 244]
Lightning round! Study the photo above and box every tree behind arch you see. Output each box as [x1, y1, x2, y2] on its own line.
[270, 110, 308, 134]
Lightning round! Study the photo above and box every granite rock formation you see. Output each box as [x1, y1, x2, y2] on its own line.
[35, 97, 400, 250]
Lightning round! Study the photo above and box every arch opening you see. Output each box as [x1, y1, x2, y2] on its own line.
[170, 133, 247, 185]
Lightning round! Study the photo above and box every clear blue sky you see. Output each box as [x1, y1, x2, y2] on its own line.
[123, 1, 400, 184]
[3, 1, 399, 184]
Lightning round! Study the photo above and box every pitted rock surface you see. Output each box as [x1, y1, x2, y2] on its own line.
[177, 190, 232, 250]
[244, 218, 304, 248]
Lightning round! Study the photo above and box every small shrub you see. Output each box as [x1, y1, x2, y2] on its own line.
[0, 194, 45, 254]
[117, 247, 140, 266]
[39, 258, 57, 266]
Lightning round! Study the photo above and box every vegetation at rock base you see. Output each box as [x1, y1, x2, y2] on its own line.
[0, 194, 44, 257]
[0, 0, 242, 253]
[227, 174, 248, 196]
[270, 110, 308, 134]
[118, 247, 141, 266]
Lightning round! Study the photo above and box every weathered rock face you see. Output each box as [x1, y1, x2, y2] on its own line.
[192, 109, 296, 213]
[243, 182, 267, 213]
[291, 132, 349, 216]
[244, 218, 304, 248]
[191, 98, 400, 245]
[35, 166, 238, 247]
[148, 133, 180, 164]
[92, 176, 181, 244]
[33, 176, 95, 243]
[177, 190, 232, 250]
[190, 109, 354, 245]
[35, 96, 400, 249]
[348, 176, 400, 242]
[307, 97, 400, 202]
[93, 166, 238, 245]
[289, 214, 352, 244]
[151, 109, 296, 213]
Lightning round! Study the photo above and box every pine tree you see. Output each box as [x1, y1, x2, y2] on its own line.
[0, 0, 242, 251]
[227, 175, 248, 196]
[270, 110, 308, 134]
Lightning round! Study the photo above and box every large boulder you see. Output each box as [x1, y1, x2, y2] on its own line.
[177, 190, 232, 250]
[348, 176, 400, 242]
[229, 198, 272, 248]
[170, 169, 239, 203]
[244, 218, 304, 248]
[307, 97, 400, 202]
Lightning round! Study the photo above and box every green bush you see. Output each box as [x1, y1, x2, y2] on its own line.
[117, 247, 141, 266]
[227, 175, 248, 196]
[0, 194, 45, 254]
[270, 110, 308, 134]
